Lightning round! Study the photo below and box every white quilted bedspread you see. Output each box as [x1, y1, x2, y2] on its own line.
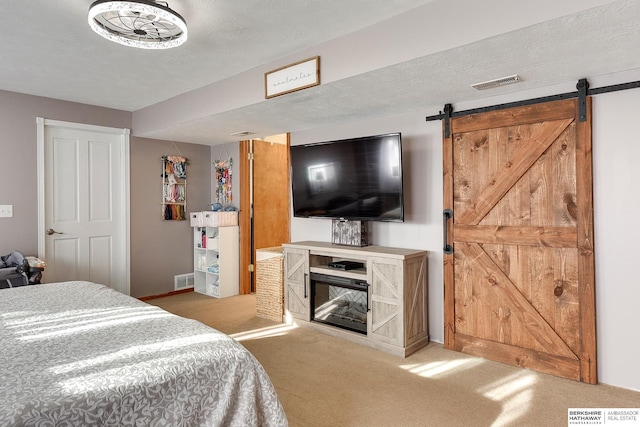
[0, 281, 288, 426]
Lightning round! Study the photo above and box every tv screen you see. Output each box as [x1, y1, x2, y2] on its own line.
[290, 132, 404, 222]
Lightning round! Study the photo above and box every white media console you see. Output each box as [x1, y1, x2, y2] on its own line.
[282, 241, 429, 357]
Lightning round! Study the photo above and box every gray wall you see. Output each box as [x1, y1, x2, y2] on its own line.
[0, 89, 131, 256]
[0, 90, 214, 299]
[129, 137, 212, 297]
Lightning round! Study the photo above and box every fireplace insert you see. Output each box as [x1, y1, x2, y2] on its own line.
[310, 272, 369, 334]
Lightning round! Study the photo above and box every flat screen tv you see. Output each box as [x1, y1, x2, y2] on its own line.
[290, 132, 404, 222]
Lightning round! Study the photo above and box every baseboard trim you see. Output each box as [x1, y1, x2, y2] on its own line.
[138, 288, 193, 301]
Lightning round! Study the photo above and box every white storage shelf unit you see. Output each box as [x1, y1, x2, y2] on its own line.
[191, 211, 239, 298]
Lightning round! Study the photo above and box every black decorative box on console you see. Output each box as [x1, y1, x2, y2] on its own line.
[331, 220, 368, 247]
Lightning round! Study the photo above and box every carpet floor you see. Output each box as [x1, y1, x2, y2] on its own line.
[148, 291, 640, 427]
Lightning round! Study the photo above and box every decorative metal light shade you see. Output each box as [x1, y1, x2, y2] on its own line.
[88, 0, 187, 49]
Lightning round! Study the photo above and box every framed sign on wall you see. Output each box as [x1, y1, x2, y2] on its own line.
[265, 56, 320, 99]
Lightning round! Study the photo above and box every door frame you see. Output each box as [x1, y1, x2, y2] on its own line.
[239, 139, 252, 294]
[36, 117, 131, 294]
[239, 136, 291, 294]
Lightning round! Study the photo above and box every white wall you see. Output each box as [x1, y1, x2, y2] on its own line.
[290, 71, 640, 391]
[592, 88, 640, 391]
[290, 112, 445, 350]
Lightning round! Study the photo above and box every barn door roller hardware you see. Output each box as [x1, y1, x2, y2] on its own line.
[577, 78, 589, 122]
[442, 103, 453, 138]
[428, 77, 640, 125]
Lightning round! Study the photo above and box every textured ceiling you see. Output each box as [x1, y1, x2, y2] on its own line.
[1, 0, 435, 110]
[1, 0, 639, 145]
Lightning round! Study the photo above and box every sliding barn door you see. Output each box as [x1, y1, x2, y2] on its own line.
[443, 98, 596, 383]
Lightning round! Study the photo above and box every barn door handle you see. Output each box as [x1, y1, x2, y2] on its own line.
[443, 209, 454, 255]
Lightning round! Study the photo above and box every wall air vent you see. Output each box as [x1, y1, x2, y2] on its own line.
[174, 273, 194, 290]
[471, 74, 521, 90]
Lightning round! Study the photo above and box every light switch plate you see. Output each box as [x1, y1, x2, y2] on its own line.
[0, 205, 13, 217]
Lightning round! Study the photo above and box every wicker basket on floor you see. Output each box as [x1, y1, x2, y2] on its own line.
[255, 247, 284, 323]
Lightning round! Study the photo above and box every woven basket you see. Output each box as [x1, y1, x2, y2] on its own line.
[255, 247, 284, 323]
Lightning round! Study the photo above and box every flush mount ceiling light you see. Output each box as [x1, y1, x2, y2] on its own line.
[471, 74, 521, 90]
[88, 0, 187, 49]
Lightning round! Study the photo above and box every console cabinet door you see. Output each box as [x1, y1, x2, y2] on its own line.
[284, 248, 310, 321]
[368, 257, 403, 346]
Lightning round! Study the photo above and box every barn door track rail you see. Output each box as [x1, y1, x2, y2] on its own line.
[428, 78, 640, 137]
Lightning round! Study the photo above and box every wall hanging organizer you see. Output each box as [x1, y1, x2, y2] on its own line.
[162, 142, 187, 220]
[214, 147, 233, 205]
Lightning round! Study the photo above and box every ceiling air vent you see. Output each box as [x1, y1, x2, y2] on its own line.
[471, 74, 521, 90]
[230, 131, 256, 137]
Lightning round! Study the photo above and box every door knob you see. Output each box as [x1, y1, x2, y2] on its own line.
[46, 228, 63, 235]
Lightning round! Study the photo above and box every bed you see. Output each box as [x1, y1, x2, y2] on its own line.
[0, 281, 288, 426]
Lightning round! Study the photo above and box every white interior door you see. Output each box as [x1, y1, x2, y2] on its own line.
[37, 118, 130, 294]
